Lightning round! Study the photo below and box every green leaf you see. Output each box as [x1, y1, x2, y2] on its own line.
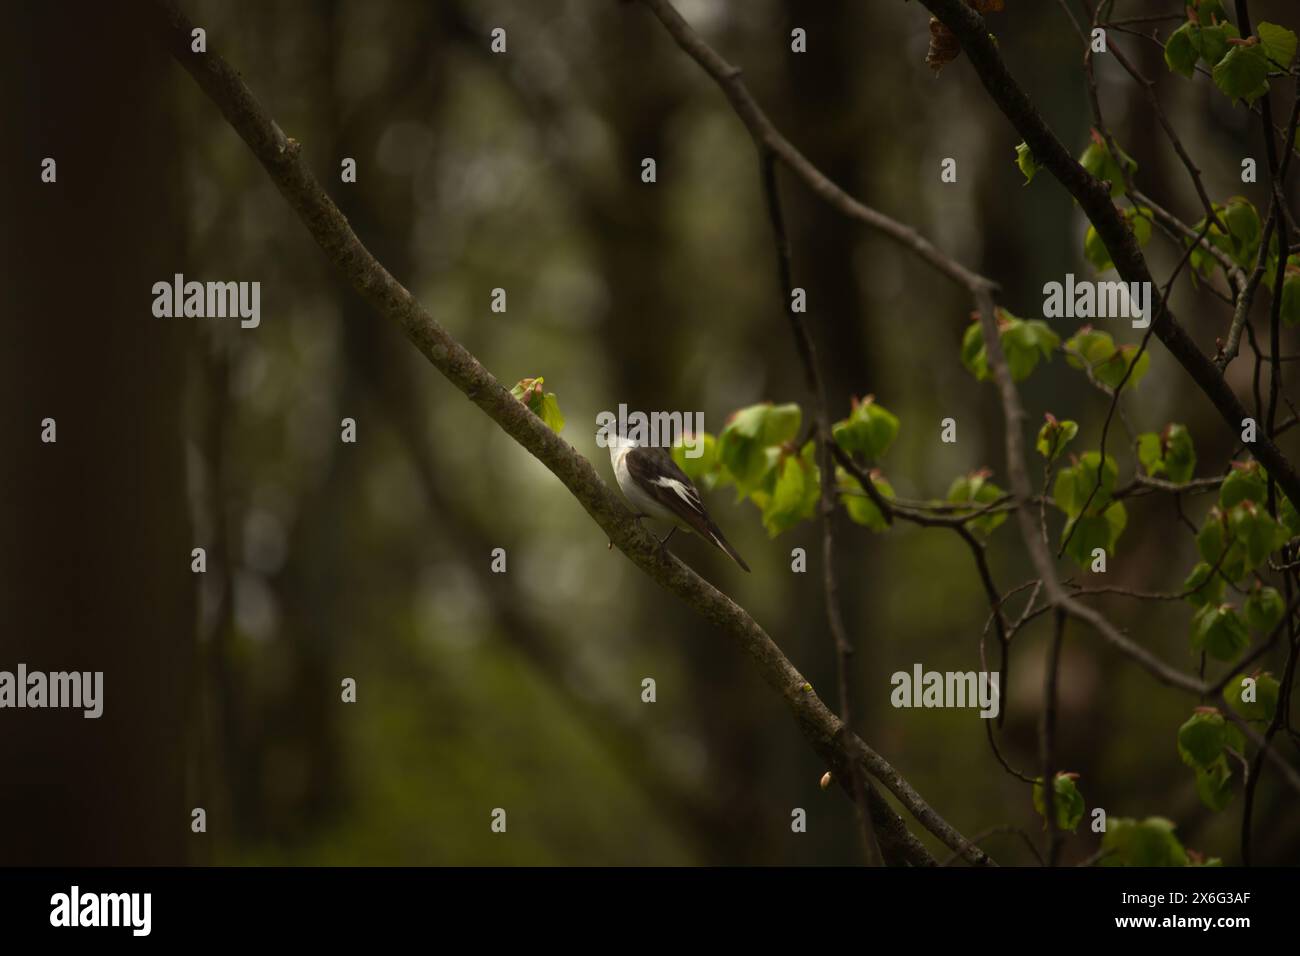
[1130, 207, 1153, 245]
[1245, 585, 1285, 632]
[1053, 451, 1119, 519]
[1220, 461, 1268, 508]
[1194, 758, 1235, 812]
[1194, 22, 1240, 69]
[1178, 708, 1244, 811]
[1084, 224, 1113, 272]
[1164, 22, 1198, 77]
[1266, 252, 1300, 325]
[1036, 416, 1078, 461]
[536, 393, 565, 433]
[509, 378, 538, 403]
[1080, 133, 1137, 198]
[1062, 501, 1127, 568]
[1052, 465, 1083, 519]
[1196, 507, 1247, 582]
[1257, 22, 1298, 70]
[1222, 671, 1281, 723]
[762, 402, 802, 446]
[1137, 423, 1196, 483]
[672, 432, 720, 489]
[837, 467, 894, 532]
[717, 402, 800, 494]
[724, 403, 769, 439]
[1032, 773, 1085, 833]
[831, 396, 899, 460]
[947, 470, 1008, 537]
[1083, 206, 1152, 272]
[1002, 318, 1060, 382]
[1078, 451, 1120, 507]
[1191, 604, 1251, 661]
[509, 376, 565, 433]
[1182, 562, 1224, 608]
[1191, 199, 1260, 277]
[1064, 326, 1116, 371]
[1228, 501, 1287, 570]
[1188, 224, 1235, 281]
[1015, 141, 1038, 184]
[1165, 11, 1241, 75]
[1282, 267, 1300, 326]
[960, 319, 990, 381]
[1101, 817, 1189, 867]
[1224, 197, 1262, 258]
[1177, 709, 1231, 769]
[757, 441, 819, 536]
[1094, 343, 1150, 391]
[961, 310, 1057, 383]
[1213, 42, 1271, 104]
[1193, 0, 1227, 25]
[1136, 434, 1162, 478]
[1281, 492, 1300, 537]
[1063, 324, 1148, 389]
[1196, 507, 1226, 563]
[1162, 424, 1196, 483]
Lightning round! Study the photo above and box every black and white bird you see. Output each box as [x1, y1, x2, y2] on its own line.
[608, 433, 751, 572]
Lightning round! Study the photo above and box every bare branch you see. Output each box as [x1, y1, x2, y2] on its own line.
[758, 150, 882, 866]
[1040, 610, 1066, 866]
[637, 0, 996, 297]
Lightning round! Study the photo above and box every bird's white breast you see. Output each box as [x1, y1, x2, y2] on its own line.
[612, 443, 680, 526]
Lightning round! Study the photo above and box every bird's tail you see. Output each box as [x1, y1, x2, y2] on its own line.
[705, 521, 751, 572]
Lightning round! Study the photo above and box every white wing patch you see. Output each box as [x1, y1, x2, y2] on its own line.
[654, 476, 704, 514]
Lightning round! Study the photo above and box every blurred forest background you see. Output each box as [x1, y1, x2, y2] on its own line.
[2, 0, 1298, 865]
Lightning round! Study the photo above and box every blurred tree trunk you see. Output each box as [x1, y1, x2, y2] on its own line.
[0, 2, 194, 864]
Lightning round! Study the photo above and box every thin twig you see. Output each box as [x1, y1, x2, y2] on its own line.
[758, 151, 882, 867]
[1041, 610, 1066, 866]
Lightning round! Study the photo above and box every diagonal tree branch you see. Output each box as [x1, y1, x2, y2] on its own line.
[146, 0, 999, 867]
[919, 0, 1300, 515]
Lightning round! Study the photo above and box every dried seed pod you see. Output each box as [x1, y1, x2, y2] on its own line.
[926, 17, 963, 72]
[926, 0, 1006, 74]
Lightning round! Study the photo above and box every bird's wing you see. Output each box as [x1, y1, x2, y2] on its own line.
[624, 445, 709, 529]
[625, 446, 751, 571]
